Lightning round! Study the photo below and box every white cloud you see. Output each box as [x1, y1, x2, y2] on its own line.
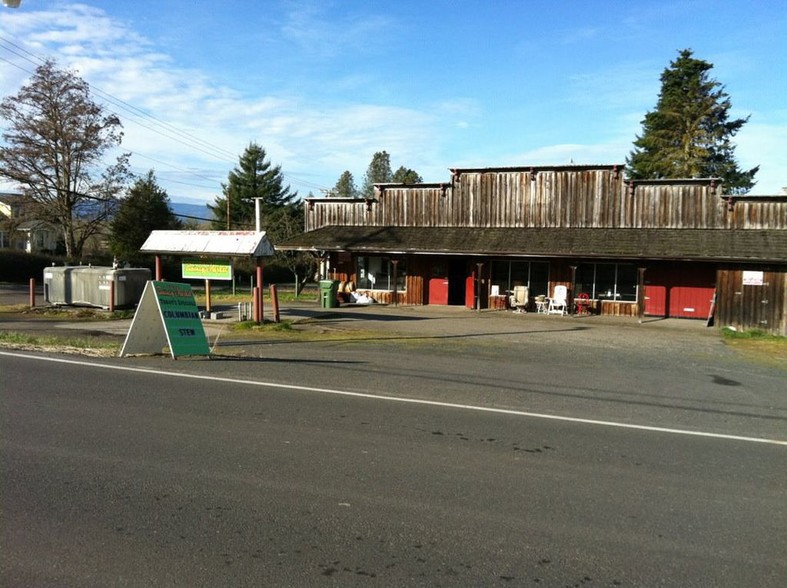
[0, 3, 438, 201]
[2, 2, 783, 202]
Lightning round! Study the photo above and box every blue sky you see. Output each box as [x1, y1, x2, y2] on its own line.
[1, 0, 785, 204]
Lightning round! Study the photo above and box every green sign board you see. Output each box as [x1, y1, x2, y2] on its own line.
[119, 281, 210, 358]
[182, 259, 232, 281]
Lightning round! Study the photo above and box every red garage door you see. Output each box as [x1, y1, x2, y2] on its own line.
[644, 263, 716, 319]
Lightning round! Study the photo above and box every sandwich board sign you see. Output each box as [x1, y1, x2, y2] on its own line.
[120, 281, 210, 358]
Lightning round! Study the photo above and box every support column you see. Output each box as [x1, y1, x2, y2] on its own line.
[155, 255, 162, 281]
[475, 262, 484, 310]
[637, 267, 647, 323]
[569, 265, 577, 315]
[29, 278, 35, 308]
[256, 258, 264, 324]
[391, 259, 399, 306]
[205, 279, 212, 314]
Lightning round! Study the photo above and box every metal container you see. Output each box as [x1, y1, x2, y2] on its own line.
[43, 266, 151, 308]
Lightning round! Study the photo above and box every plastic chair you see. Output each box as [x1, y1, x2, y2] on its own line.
[547, 285, 568, 315]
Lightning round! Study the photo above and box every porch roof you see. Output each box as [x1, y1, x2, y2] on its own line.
[140, 230, 274, 258]
[276, 225, 787, 263]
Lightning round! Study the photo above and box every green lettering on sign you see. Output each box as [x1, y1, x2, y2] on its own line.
[153, 281, 210, 357]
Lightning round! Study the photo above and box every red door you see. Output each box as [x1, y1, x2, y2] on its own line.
[428, 264, 449, 305]
[644, 283, 666, 316]
[644, 263, 715, 319]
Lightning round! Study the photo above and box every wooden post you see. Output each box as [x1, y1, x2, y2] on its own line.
[391, 260, 399, 306]
[205, 279, 212, 313]
[253, 287, 260, 323]
[637, 267, 647, 323]
[569, 265, 577, 315]
[256, 259, 264, 323]
[29, 278, 35, 308]
[270, 284, 280, 323]
[475, 262, 483, 310]
[109, 280, 115, 313]
[155, 255, 162, 281]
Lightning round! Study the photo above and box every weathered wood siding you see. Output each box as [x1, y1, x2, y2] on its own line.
[715, 267, 787, 336]
[306, 167, 787, 232]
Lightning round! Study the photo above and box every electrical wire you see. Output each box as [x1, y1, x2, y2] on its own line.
[0, 34, 332, 196]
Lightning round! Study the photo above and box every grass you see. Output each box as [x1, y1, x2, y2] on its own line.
[193, 288, 317, 306]
[721, 327, 787, 367]
[0, 303, 134, 320]
[0, 330, 120, 355]
[232, 319, 294, 332]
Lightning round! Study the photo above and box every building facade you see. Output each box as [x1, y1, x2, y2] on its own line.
[278, 164, 787, 335]
[0, 192, 59, 253]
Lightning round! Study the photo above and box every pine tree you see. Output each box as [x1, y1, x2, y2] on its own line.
[392, 166, 423, 184]
[109, 170, 181, 262]
[361, 151, 393, 197]
[332, 170, 358, 198]
[626, 49, 758, 194]
[209, 143, 296, 232]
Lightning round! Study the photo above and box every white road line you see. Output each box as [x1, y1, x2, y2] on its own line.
[2, 350, 786, 447]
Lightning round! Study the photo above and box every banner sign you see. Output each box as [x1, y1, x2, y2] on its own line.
[182, 259, 232, 281]
[120, 281, 210, 358]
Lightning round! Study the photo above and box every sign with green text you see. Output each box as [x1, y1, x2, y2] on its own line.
[120, 281, 210, 358]
[182, 259, 232, 281]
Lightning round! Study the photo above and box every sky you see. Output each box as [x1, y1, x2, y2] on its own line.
[1, 0, 785, 205]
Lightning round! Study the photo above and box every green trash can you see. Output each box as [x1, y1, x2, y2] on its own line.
[319, 279, 340, 308]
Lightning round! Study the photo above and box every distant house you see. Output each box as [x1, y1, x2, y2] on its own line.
[277, 164, 787, 336]
[0, 192, 60, 253]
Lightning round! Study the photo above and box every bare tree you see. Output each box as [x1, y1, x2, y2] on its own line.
[0, 60, 130, 259]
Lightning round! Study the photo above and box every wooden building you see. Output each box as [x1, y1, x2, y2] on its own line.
[278, 164, 787, 335]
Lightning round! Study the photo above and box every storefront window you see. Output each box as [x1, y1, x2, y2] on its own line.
[575, 263, 637, 302]
[490, 260, 549, 297]
[356, 256, 406, 291]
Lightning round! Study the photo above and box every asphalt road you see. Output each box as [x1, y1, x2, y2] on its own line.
[2, 336, 785, 586]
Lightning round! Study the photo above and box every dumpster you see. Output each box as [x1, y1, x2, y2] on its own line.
[319, 279, 340, 308]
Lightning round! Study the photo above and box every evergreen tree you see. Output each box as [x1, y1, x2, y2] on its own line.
[109, 170, 181, 262]
[626, 49, 758, 194]
[332, 170, 358, 198]
[361, 150, 393, 197]
[209, 142, 296, 232]
[392, 166, 423, 184]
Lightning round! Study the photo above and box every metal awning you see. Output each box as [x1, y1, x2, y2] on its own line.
[140, 230, 275, 258]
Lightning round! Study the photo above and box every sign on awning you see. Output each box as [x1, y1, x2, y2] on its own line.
[182, 259, 233, 281]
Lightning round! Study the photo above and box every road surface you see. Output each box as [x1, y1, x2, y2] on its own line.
[2, 345, 785, 586]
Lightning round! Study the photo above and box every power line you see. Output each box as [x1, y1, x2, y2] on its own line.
[0, 34, 333, 195]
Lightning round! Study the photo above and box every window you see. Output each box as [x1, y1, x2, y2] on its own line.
[356, 256, 406, 291]
[575, 263, 637, 302]
[490, 260, 549, 297]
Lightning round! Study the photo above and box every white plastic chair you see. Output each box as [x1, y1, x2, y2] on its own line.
[547, 285, 568, 315]
[509, 285, 529, 313]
